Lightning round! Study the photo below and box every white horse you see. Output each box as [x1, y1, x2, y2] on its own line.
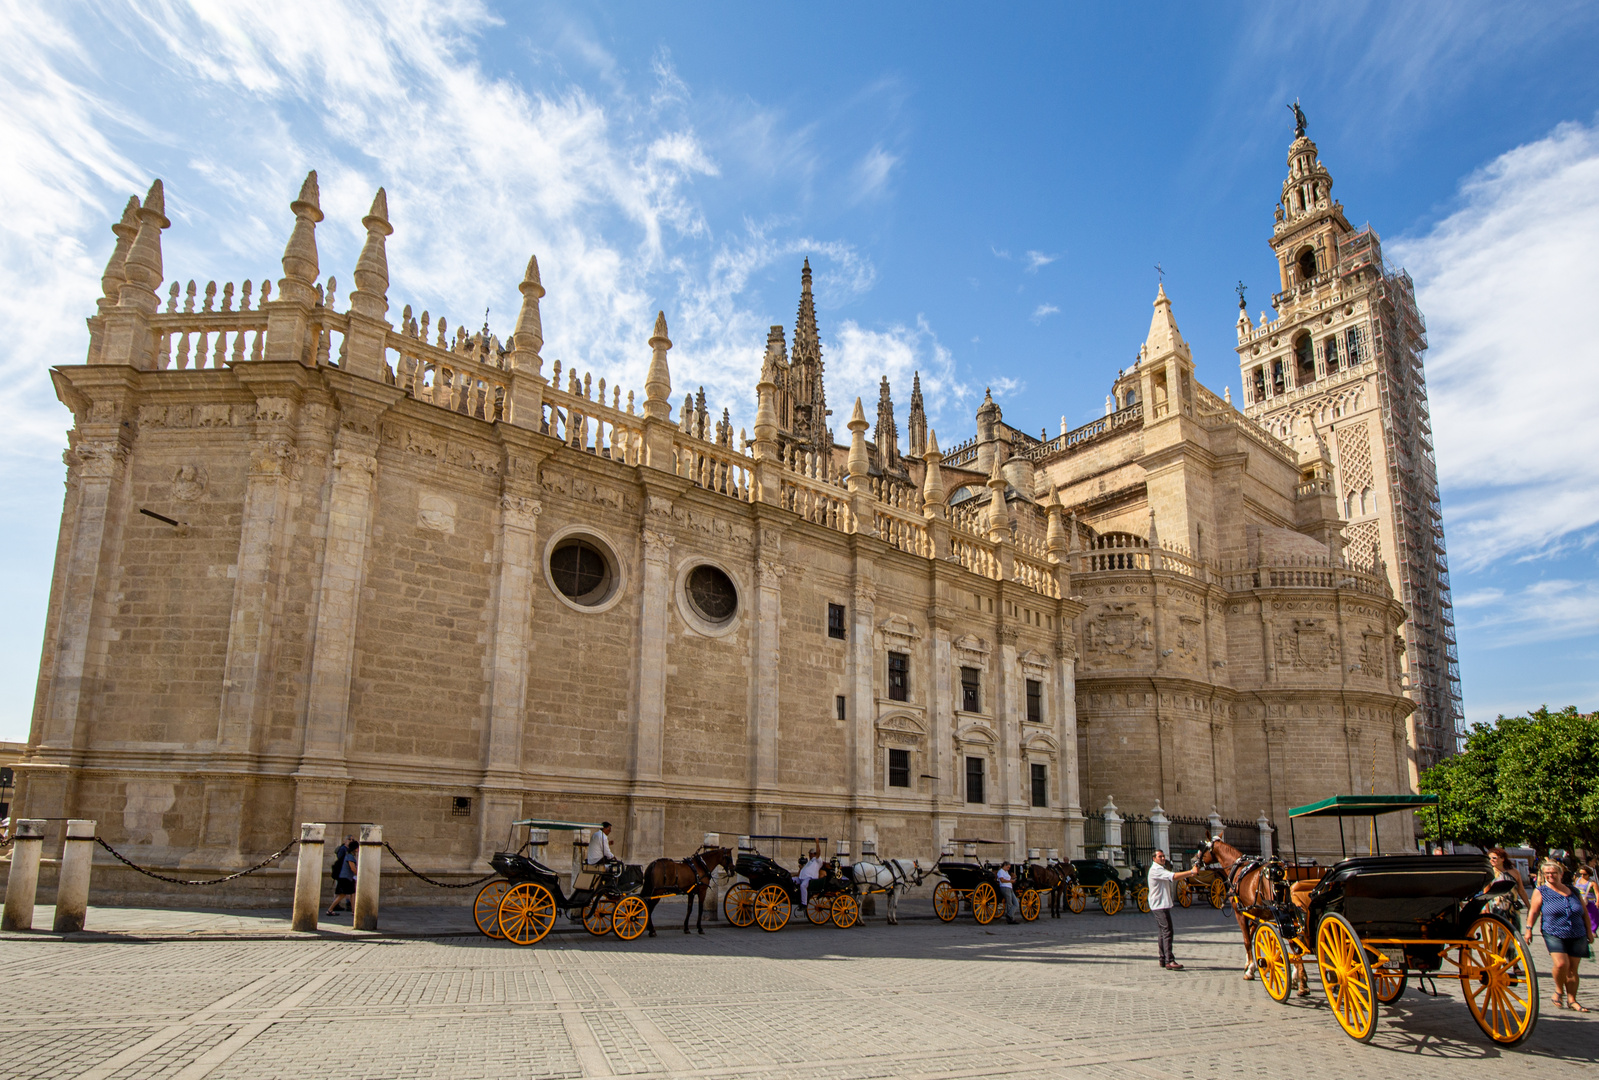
[847, 858, 922, 924]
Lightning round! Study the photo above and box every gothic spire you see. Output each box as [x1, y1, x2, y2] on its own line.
[791, 258, 826, 444]
[875, 376, 898, 467]
[907, 370, 927, 457]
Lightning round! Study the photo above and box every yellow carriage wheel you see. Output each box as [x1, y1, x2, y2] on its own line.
[1316, 913, 1376, 1042]
[1019, 889, 1041, 922]
[1177, 882, 1193, 908]
[497, 882, 557, 946]
[1067, 886, 1086, 915]
[933, 882, 959, 922]
[1252, 922, 1292, 1003]
[806, 893, 833, 925]
[611, 896, 650, 941]
[1098, 881, 1123, 916]
[723, 882, 755, 927]
[473, 880, 510, 939]
[831, 893, 860, 928]
[582, 895, 615, 936]
[1134, 885, 1151, 914]
[754, 884, 791, 932]
[1461, 915, 1538, 1046]
[1372, 962, 1407, 1005]
[972, 882, 1000, 924]
[1208, 879, 1226, 909]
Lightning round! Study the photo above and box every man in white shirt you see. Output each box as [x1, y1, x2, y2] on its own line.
[795, 840, 825, 905]
[1148, 849, 1201, 970]
[996, 862, 1020, 924]
[586, 822, 617, 867]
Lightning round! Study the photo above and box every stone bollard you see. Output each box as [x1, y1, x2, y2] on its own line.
[353, 824, 383, 931]
[1257, 812, 1274, 858]
[1149, 803, 1170, 858]
[2, 819, 46, 931]
[292, 823, 326, 932]
[52, 820, 97, 933]
[703, 833, 721, 921]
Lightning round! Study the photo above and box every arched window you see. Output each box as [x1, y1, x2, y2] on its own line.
[1360, 486, 1372, 515]
[1297, 247, 1317, 282]
[1293, 333, 1316, 386]
[1345, 492, 1355, 518]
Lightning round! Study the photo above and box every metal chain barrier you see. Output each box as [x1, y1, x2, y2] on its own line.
[94, 836, 300, 886]
[382, 841, 497, 888]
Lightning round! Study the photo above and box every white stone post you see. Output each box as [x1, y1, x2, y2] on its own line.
[1149, 803, 1170, 858]
[1257, 812, 1274, 858]
[353, 823, 382, 931]
[292, 822, 326, 932]
[1101, 797, 1122, 862]
[1207, 807, 1224, 839]
[51, 820, 97, 933]
[1, 820, 46, 931]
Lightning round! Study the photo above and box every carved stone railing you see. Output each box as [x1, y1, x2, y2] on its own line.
[950, 533, 1000, 579]
[873, 503, 931, 558]
[1021, 404, 1143, 462]
[150, 278, 276, 370]
[779, 469, 853, 531]
[390, 324, 511, 423]
[1012, 551, 1061, 599]
[942, 436, 980, 468]
[1218, 554, 1389, 597]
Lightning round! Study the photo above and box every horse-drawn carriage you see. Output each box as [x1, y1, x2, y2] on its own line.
[473, 821, 736, 944]
[473, 820, 648, 945]
[1068, 857, 1146, 915]
[1202, 794, 1538, 1046]
[723, 835, 861, 931]
[930, 840, 1041, 924]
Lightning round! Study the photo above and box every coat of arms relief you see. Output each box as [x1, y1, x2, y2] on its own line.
[1275, 618, 1340, 672]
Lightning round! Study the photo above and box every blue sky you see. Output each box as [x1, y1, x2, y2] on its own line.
[2, 1, 1597, 742]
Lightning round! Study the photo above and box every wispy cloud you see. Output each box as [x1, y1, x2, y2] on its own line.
[1390, 119, 1599, 569]
[850, 144, 898, 203]
[1031, 303, 1060, 323]
[1452, 578, 1599, 647]
[827, 315, 968, 436]
[990, 245, 1010, 260]
[1024, 250, 1057, 272]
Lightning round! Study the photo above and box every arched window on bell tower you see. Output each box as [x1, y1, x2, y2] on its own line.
[1293, 332, 1315, 387]
[1297, 247, 1317, 283]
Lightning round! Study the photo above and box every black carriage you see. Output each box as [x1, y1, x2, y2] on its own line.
[472, 820, 646, 945]
[1068, 857, 1146, 915]
[722, 835, 860, 930]
[931, 840, 1041, 924]
[1239, 795, 1537, 1045]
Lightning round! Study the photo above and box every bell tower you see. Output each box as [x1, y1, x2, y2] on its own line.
[1236, 105, 1464, 777]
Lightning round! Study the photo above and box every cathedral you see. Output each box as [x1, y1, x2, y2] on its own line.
[18, 119, 1445, 897]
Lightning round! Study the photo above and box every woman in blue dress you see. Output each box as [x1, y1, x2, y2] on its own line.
[1525, 858, 1595, 1011]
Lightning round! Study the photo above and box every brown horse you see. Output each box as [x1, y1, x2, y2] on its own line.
[1195, 838, 1309, 994]
[1023, 861, 1073, 917]
[641, 846, 736, 936]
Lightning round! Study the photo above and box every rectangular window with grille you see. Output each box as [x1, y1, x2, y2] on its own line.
[965, 756, 985, 804]
[1031, 763, 1048, 807]
[836, 695, 846, 722]
[452, 796, 473, 817]
[888, 748, 910, 788]
[1345, 325, 1365, 366]
[960, 667, 981, 712]
[887, 652, 909, 702]
[1025, 679, 1042, 723]
[827, 603, 846, 640]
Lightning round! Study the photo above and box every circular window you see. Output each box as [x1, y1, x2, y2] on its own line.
[686, 564, 738, 624]
[548, 537, 616, 607]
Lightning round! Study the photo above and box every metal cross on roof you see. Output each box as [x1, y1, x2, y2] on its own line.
[1154, 262, 1165, 283]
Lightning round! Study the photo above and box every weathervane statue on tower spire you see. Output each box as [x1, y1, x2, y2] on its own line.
[1289, 99, 1308, 139]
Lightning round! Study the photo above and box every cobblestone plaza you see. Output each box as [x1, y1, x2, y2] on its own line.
[3, 905, 1593, 1079]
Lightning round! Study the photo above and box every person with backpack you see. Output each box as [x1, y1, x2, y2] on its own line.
[326, 835, 357, 916]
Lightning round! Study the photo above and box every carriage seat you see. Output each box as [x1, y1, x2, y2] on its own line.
[1289, 881, 1317, 912]
[571, 867, 604, 893]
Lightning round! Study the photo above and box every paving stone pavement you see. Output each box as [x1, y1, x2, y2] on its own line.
[1, 906, 1594, 1079]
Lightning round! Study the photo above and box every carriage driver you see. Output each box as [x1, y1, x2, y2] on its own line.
[586, 822, 621, 869]
[795, 839, 826, 905]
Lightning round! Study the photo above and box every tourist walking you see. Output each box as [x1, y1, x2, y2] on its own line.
[996, 862, 1019, 924]
[1147, 849, 1201, 970]
[1575, 864, 1599, 935]
[1525, 857, 1594, 1011]
[326, 835, 357, 916]
[1487, 848, 1528, 930]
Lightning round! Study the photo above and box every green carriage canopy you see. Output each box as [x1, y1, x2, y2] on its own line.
[1288, 794, 1439, 819]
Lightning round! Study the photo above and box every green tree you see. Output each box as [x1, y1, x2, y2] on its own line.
[1419, 706, 1599, 855]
